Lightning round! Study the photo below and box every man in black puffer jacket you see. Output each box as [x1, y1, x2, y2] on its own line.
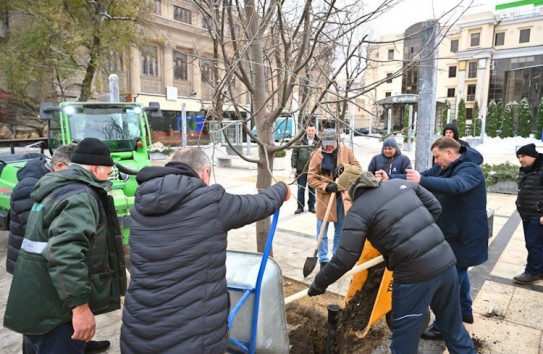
[514, 143, 543, 285]
[6, 145, 75, 275]
[121, 147, 290, 354]
[308, 172, 475, 354]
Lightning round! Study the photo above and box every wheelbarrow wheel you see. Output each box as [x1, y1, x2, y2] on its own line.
[385, 308, 431, 335]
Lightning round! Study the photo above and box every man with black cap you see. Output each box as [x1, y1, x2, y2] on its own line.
[308, 172, 475, 354]
[515, 143, 543, 284]
[368, 135, 411, 179]
[4, 137, 126, 354]
[308, 128, 360, 270]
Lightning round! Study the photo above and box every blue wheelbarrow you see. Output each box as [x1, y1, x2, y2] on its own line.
[225, 210, 289, 353]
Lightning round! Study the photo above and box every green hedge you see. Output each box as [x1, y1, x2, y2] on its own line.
[481, 162, 518, 186]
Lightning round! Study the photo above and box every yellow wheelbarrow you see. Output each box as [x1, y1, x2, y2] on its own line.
[344, 240, 430, 338]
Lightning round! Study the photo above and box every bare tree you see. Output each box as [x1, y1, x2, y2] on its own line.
[193, 0, 470, 253]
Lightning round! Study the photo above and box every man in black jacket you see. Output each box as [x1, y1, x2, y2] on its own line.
[514, 143, 543, 285]
[121, 147, 290, 354]
[6, 145, 75, 274]
[308, 172, 475, 354]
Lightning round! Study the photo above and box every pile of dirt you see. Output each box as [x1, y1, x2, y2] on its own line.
[284, 265, 388, 354]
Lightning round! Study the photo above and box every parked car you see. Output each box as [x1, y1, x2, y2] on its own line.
[354, 127, 370, 135]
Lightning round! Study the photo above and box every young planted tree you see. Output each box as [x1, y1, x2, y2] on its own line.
[457, 98, 466, 137]
[0, 0, 153, 101]
[485, 100, 498, 137]
[502, 102, 514, 138]
[518, 97, 532, 138]
[537, 98, 543, 140]
[193, 0, 469, 252]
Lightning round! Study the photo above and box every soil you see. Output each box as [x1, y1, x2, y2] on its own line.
[284, 264, 388, 354]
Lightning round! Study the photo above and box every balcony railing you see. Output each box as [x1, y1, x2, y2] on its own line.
[466, 94, 475, 102]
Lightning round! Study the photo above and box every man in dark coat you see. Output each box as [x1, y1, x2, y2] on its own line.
[5, 144, 112, 354]
[291, 123, 319, 214]
[6, 145, 75, 274]
[120, 147, 290, 354]
[443, 123, 470, 147]
[514, 143, 543, 284]
[368, 135, 412, 179]
[4, 138, 126, 354]
[308, 171, 475, 354]
[404, 137, 488, 339]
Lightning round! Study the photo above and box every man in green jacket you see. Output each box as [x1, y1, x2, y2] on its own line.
[291, 123, 320, 214]
[4, 138, 126, 354]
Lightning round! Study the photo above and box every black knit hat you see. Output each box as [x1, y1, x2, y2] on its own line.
[516, 143, 539, 158]
[71, 138, 114, 166]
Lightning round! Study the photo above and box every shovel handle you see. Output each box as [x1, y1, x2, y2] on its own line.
[315, 195, 336, 250]
[285, 255, 385, 305]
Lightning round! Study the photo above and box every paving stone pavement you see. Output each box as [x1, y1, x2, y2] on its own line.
[1, 136, 542, 353]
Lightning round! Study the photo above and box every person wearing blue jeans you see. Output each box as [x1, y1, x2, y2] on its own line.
[316, 194, 344, 263]
[401, 137, 488, 339]
[515, 143, 543, 285]
[308, 171, 475, 354]
[308, 128, 360, 269]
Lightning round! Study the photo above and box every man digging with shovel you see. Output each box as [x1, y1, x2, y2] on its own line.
[308, 128, 360, 271]
[308, 171, 475, 354]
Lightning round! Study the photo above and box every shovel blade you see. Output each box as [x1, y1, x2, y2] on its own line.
[303, 257, 318, 278]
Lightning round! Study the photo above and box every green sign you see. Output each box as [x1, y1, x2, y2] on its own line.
[496, 0, 543, 10]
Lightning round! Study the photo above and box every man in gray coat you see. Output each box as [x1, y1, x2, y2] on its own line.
[308, 172, 475, 354]
[121, 147, 290, 354]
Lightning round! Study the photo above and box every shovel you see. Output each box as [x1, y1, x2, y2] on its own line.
[302, 196, 335, 278]
[285, 255, 385, 305]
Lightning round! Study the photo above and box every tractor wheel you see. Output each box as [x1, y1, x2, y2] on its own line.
[385, 308, 431, 335]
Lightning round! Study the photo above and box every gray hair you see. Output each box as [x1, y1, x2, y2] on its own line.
[171, 147, 211, 173]
[51, 144, 76, 166]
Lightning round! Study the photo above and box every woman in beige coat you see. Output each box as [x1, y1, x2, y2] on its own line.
[308, 128, 360, 269]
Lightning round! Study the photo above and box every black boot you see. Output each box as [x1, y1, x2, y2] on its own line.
[320, 262, 328, 270]
[85, 340, 111, 354]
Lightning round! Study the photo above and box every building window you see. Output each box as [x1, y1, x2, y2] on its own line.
[466, 108, 473, 121]
[152, 0, 162, 16]
[173, 51, 188, 81]
[450, 39, 459, 52]
[519, 28, 530, 43]
[103, 49, 124, 72]
[448, 66, 457, 78]
[201, 59, 214, 83]
[494, 32, 504, 46]
[468, 62, 477, 79]
[141, 46, 158, 77]
[447, 88, 455, 98]
[470, 32, 480, 47]
[466, 84, 476, 101]
[174, 6, 191, 24]
[388, 49, 394, 60]
[386, 73, 393, 83]
[385, 92, 391, 97]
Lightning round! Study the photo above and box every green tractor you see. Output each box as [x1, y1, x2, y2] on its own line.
[0, 101, 162, 245]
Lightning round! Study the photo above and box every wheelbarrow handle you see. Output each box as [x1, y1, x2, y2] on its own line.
[284, 255, 385, 305]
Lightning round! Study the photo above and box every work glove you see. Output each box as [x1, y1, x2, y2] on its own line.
[307, 282, 326, 297]
[325, 183, 339, 193]
[280, 182, 291, 201]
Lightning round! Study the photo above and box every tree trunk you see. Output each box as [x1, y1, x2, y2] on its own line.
[245, 0, 275, 254]
[79, 33, 101, 102]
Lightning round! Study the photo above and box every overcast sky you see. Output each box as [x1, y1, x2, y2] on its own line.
[366, 0, 517, 37]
